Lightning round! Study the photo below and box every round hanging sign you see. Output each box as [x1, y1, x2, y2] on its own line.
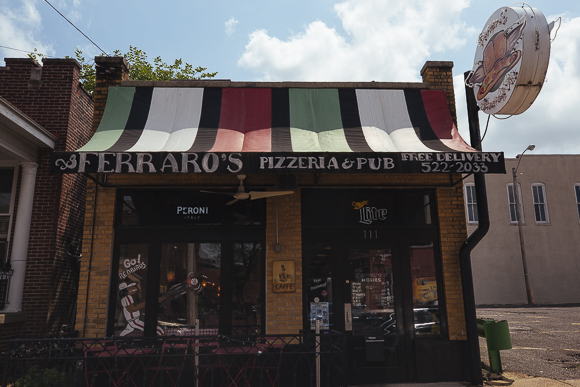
[466, 5, 551, 115]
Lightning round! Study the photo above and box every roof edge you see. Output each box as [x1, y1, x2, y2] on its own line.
[0, 96, 57, 147]
[120, 80, 430, 89]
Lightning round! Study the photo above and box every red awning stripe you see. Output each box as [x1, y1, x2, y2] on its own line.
[210, 88, 272, 152]
[420, 89, 474, 152]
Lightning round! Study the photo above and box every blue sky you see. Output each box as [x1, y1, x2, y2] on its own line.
[1, 0, 579, 157]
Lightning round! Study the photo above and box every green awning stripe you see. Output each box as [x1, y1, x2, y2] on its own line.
[289, 89, 352, 152]
[77, 87, 136, 152]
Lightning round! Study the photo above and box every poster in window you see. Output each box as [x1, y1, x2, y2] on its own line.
[310, 302, 330, 330]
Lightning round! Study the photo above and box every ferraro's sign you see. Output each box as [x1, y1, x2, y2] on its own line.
[466, 5, 552, 115]
[50, 151, 505, 174]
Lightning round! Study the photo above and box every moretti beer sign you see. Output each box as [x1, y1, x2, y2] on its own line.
[51, 151, 505, 174]
[466, 5, 552, 115]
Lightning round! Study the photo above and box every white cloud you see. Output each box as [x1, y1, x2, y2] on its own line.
[0, 0, 54, 62]
[238, 0, 471, 81]
[225, 17, 239, 38]
[456, 16, 580, 157]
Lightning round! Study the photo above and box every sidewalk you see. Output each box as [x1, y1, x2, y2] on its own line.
[357, 372, 580, 386]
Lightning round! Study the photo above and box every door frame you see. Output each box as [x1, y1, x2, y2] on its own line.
[343, 239, 411, 384]
[303, 235, 417, 384]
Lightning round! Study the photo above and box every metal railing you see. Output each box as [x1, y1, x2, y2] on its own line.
[2, 333, 347, 387]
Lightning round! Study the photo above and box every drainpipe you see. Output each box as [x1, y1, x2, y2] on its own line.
[459, 72, 488, 386]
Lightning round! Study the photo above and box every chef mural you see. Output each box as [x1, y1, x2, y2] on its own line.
[118, 282, 165, 336]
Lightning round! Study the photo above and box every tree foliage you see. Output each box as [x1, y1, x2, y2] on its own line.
[29, 46, 217, 95]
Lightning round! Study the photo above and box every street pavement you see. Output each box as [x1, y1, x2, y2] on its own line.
[359, 306, 580, 386]
[477, 306, 580, 383]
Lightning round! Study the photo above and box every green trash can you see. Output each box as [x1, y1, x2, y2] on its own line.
[479, 319, 512, 372]
[484, 320, 512, 351]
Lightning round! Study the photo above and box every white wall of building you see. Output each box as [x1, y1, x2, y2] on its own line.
[466, 155, 580, 305]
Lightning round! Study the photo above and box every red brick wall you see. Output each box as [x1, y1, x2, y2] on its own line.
[0, 58, 94, 343]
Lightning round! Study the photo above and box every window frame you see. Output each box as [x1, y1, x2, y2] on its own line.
[0, 165, 18, 265]
[531, 183, 550, 224]
[464, 183, 478, 224]
[506, 183, 525, 224]
[575, 184, 580, 223]
[109, 189, 267, 337]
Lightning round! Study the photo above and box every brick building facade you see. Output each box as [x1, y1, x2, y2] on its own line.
[59, 57, 503, 384]
[0, 58, 94, 350]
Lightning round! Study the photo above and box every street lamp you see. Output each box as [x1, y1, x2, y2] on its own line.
[512, 144, 535, 305]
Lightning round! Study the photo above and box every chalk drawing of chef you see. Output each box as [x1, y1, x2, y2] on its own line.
[118, 282, 165, 336]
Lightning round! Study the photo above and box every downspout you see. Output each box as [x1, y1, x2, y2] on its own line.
[459, 71, 489, 386]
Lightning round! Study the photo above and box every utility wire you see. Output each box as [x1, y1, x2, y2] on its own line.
[43, 0, 108, 56]
[0, 45, 55, 58]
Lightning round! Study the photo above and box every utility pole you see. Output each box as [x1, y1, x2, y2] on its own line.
[512, 145, 535, 305]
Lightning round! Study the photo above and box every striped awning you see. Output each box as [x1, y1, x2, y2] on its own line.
[51, 85, 506, 174]
[79, 86, 473, 153]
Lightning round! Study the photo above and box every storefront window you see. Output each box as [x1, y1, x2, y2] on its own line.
[111, 190, 265, 336]
[232, 243, 262, 333]
[158, 243, 221, 336]
[115, 244, 151, 337]
[0, 168, 15, 264]
[410, 243, 441, 335]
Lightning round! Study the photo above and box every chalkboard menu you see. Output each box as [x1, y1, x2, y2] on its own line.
[351, 274, 394, 310]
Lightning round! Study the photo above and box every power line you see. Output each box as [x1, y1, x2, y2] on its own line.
[0, 45, 55, 58]
[43, 0, 108, 56]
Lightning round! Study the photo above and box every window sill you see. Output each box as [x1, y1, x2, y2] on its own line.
[0, 312, 26, 324]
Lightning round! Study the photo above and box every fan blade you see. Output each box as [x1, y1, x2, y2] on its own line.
[248, 191, 294, 200]
[200, 190, 236, 197]
[226, 198, 240, 205]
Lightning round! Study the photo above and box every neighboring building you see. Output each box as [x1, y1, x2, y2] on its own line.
[50, 57, 506, 385]
[466, 155, 580, 305]
[0, 58, 93, 351]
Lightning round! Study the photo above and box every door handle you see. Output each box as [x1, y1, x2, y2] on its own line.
[344, 303, 352, 331]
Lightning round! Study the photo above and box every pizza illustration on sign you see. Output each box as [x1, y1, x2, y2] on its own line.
[466, 6, 552, 116]
[468, 21, 525, 100]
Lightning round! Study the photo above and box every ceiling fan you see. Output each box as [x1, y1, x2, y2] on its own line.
[201, 175, 294, 205]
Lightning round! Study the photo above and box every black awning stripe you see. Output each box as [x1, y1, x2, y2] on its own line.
[271, 88, 292, 152]
[338, 88, 373, 152]
[188, 88, 222, 152]
[107, 87, 154, 152]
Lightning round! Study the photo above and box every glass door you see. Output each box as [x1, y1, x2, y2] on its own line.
[155, 242, 264, 337]
[157, 243, 222, 336]
[345, 244, 408, 384]
[303, 240, 409, 384]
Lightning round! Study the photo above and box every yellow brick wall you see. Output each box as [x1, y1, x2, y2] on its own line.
[436, 186, 468, 340]
[265, 190, 302, 334]
[75, 182, 117, 337]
